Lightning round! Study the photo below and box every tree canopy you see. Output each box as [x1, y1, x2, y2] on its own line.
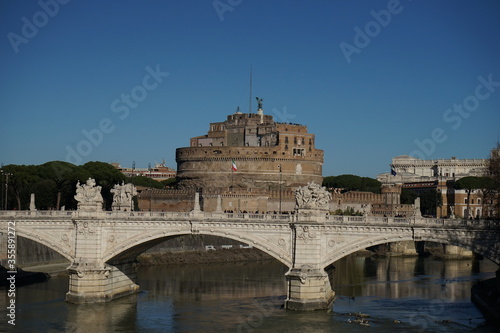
[0, 161, 135, 210]
[127, 176, 164, 189]
[322, 174, 381, 193]
[401, 188, 441, 217]
[453, 176, 493, 192]
[454, 176, 497, 219]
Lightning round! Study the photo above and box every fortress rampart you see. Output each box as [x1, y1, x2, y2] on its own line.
[176, 146, 323, 189]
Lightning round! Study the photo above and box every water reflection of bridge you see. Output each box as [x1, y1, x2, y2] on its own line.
[1, 209, 499, 311]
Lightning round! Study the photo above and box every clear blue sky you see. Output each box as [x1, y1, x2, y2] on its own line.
[1, 0, 499, 178]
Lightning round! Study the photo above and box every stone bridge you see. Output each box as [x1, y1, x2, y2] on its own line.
[1, 208, 499, 311]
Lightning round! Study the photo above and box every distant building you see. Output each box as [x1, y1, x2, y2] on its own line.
[377, 147, 499, 219]
[112, 162, 176, 181]
[377, 155, 488, 184]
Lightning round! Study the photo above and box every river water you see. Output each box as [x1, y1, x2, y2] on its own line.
[1, 254, 498, 332]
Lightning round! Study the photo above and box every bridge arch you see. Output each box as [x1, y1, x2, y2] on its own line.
[103, 229, 292, 268]
[15, 226, 75, 262]
[322, 233, 500, 270]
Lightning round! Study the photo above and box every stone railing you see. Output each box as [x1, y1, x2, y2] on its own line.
[0, 210, 498, 228]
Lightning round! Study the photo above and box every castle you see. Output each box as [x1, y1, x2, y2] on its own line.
[175, 108, 324, 190]
[138, 103, 324, 213]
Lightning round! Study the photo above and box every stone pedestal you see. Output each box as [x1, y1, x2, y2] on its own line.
[285, 265, 335, 311]
[296, 208, 329, 223]
[77, 203, 103, 212]
[66, 261, 139, 303]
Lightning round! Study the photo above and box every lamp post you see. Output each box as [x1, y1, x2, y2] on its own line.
[1, 171, 12, 210]
[278, 164, 282, 214]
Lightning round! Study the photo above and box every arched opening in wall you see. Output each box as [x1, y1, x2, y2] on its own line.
[330, 249, 498, 306]
[106, 234, 289, 305]
[12, 235, 71, 268]
[326, 239, 498, 321]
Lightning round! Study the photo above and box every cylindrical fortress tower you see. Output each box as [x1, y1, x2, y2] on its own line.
[176, 111, 323, 190]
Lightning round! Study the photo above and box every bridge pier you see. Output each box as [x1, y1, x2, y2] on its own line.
[285, 264, 335, 311]
[285, 218, 336, 311]
[66, 261, 139, 303]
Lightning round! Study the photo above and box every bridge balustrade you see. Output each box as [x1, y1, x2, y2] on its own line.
[1, 210, 498, 229]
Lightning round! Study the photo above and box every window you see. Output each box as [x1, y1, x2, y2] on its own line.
[464, 198, 468, 204]
[477, 198, 481, 205]
[293, 148, 305, 156]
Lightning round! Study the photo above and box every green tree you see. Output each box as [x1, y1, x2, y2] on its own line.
[401, 189, 441, 217]
[160, 178, 177, 188]
[38, 161, 91, 210]
[400, 188, 418, 205]
[127, 176, 164, 189]
[2, 164, 39, 210]
[454, 176, 492, 219]
[323, 174, 381, 194]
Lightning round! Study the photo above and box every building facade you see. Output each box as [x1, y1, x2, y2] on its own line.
[113, 162, 176, 181]
[377, 148, 499, 219]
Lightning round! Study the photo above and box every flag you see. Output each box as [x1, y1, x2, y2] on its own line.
[391, 168, 397, 176]
[231, 160, 237, 172]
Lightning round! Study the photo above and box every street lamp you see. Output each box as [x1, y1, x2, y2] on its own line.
[278, 164, 282, 214]
[436, 188, 441, 218]
[1, 171, 12, 210]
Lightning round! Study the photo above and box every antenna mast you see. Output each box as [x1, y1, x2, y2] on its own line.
[249, 65, 253, 113]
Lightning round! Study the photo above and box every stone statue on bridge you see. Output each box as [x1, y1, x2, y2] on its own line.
[75, 178, 103, 211]
[295, 182, 331, 211]
[111, 182, 137, 211]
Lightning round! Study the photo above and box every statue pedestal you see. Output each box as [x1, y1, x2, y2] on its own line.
[296, 208, 329, 223]
[77, 203, 103, 212]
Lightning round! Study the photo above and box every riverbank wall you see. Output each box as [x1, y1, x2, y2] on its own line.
[471, 273, 500, 327]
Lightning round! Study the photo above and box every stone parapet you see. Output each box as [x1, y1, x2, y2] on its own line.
[176, 146, 323, 189]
